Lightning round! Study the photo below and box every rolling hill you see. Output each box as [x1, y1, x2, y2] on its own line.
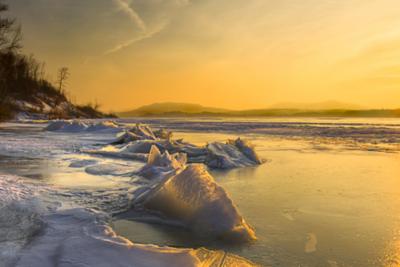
[118, 102, 400, 118]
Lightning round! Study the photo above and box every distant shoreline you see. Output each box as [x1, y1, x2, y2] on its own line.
[118, 109, 400, 118]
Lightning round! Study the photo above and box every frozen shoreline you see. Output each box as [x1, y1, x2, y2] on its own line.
[1, 119, 400, 266]
[0, 121, 262, 266]
[0, 175, 257, 267]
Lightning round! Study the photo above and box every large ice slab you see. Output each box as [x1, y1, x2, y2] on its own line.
[134, 149, 256, 242]
[111, 124, 157, 144]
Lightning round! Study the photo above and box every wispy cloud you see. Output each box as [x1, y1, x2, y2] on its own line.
[113, 0, 146, 32]
[107, 0, 190, 54]
[104, 22, 167, 55]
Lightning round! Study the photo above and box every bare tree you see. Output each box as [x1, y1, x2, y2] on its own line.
[56, 67, 69, 94]
[0, 2, 21, 104]
[0, 2, 22, 53]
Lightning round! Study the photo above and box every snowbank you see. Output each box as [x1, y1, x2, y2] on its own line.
[15, 208, 257, 267]
[44, 120, 122, 133]
[44, 120, 88, 132]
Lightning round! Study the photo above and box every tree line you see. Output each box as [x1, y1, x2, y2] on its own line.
[0, 2, 110, 120]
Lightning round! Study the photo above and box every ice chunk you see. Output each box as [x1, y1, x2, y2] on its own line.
[120, 140, 164, 154]
[136, 146, 187, 180]
[111, 131, 144, 145]
[206, 139, 262, 169]
[229, 138, 263, 164]
[111, 125, 172, 145]
[129, 123, 157, 140]
[95, 123, 262, 169]
[154, 128, 173, 140]
[163, 139, 208, 159]
[141, 164, 256, 241]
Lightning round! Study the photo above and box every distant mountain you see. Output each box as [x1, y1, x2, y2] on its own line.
[118, 102, 232, 117]
[118, 102, 400, 118]
[268, 101, 364, 110]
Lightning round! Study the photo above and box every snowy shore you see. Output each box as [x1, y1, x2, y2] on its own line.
[0, 120, 262, 266]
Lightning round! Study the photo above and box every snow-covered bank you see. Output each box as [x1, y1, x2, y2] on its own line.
[0, 174, 257, 267]
[45, 120, 122, 133]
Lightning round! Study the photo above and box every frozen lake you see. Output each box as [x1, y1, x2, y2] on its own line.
[1, 117, 400, 266]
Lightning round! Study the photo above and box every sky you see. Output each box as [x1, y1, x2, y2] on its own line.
[5, 0, 400, 111]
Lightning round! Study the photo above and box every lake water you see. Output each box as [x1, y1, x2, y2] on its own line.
[1, 118, 400, 266]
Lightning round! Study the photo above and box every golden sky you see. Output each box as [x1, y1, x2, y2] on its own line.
[8, 0, 400, 111]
